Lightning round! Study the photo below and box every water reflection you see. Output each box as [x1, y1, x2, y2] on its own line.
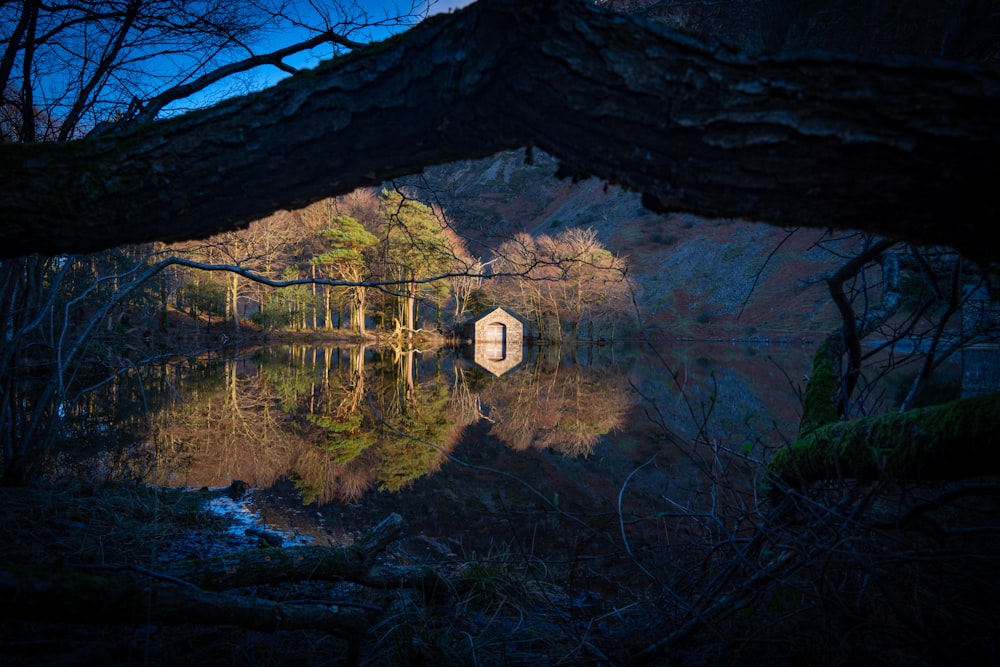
[152, 344, 635, 505]
[147, 344, 798, 493]
[49, 340, 816, 559]
[49, 343, 816, 491]
[478, 345, 630, 455]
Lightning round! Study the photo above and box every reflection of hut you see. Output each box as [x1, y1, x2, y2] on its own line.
[462, 307, 525, 376]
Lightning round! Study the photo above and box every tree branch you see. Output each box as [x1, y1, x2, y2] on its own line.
[2, 0, 999, 263]
[136, 29, 366, 121]
[0, 513, 441, 635]
[827, 236, 898, 417]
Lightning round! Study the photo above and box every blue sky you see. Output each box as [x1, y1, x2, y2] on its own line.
[257, 1, 475, 81]
[171, 1, 476, 112]
[430, 0, 474, 13]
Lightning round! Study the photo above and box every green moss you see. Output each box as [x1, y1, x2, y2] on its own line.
[799, 334, 842, 433]
[769, 392, 1000, 494]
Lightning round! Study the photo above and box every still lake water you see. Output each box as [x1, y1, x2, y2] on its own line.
[59, 340, 816, 564]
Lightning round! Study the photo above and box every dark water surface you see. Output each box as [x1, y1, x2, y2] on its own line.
[55, 340, 816, 572]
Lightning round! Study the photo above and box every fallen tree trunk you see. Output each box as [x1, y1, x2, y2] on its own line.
[2, 0, 999, 264]
[768, 392, 1000, 489]
[162, 513, 451, 598]
[0, 513, 444, 636]
[164, 548, 450, 598]
[0, 564, 371, 635]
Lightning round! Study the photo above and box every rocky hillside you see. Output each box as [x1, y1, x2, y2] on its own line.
[393, 0, 999, 342]
[402, 149, 848, 341]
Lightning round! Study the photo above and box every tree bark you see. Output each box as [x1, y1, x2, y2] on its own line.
[0, 564, 373, 634]
[0, 514, 445, 635]
[161, 513, 450, 599]
[2, 0, 999, 264]
[769, 392, 1000, 489]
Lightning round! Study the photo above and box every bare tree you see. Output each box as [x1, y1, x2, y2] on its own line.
[489, 228, 632, 341]
[0, 0, 430, 141]
[1, 2, 997, 663]
[0, 0, 432, 483]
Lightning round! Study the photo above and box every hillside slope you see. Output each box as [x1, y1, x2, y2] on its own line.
[402, 149, 847, 340]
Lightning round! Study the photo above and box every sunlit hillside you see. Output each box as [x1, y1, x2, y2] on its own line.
[407, 149, 847, 340]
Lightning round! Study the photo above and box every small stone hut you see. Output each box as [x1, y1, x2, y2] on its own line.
[462, 307, 525, 376]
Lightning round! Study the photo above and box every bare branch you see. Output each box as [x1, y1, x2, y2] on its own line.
[136, 28, 365, 121]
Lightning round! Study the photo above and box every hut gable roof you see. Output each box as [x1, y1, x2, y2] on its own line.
[462, 307, 525, 339]
[471, 306, 519, 324]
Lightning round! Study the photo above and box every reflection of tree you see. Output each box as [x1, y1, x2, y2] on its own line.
[478, 347, 630, 457]
[306, 345, 375, 464]
[151, 347, 364, 503]
[367, 347, 451, 492]
[154, 343, 627, 504]
[153, 355, 300, 489]
[447, 365, 491, 431]
[47, 359, 185, 481]
[154, 343, 465, 504]
[256, 345, 377, 504]
[272, 345, 468, 502]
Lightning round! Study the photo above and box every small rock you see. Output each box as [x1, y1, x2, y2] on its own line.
[224, 480, 249, 500]
[246, 527, 284, 547]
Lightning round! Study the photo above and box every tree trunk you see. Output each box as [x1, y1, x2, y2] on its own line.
[161, 514, 449, 598]
[768, 393, 1000, 490]
[0, 564, 372, 635]
[355, 287, 367, 336]
[228, 272, 240, 330]
[406, 286, 416, 338]
[1, 0, 998, 265]
[324, 286, 333, 330]
[0, 514, 442, 636]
